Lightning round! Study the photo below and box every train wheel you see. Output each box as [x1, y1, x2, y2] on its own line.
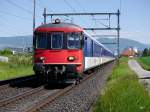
[75, 78, 80, 85]
[35, 72, 46, 84]
[75, 73, 82, 85]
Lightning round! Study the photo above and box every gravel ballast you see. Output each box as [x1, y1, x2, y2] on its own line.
[39, 62, 115, 112]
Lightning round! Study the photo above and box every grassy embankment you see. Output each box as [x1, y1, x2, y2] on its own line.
[0, 49, 34, 80]
[93, 57, 150, 112]
[137, 56, 150, 71]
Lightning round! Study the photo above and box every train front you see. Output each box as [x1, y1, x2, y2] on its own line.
[33, 20, 84, 81]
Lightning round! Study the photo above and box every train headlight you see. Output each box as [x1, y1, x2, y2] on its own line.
[39, 57, 45, 61]
[68, 56, 75, 61]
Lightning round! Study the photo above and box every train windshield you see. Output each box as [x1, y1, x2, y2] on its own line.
[51, 33, 63, 49]
[36, 33, 47, 49]
[67, 33, 81, 49]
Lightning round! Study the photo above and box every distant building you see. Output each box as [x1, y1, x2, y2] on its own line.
[6, 47, 33, 54]
[121, 47, 137, 58]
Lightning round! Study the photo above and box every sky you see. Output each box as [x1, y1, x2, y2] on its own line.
[0, 0, 150, 44]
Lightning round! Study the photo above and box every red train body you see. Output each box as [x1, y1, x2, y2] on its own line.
[33, 21, 85, 81]
[34, 49, 83, 72]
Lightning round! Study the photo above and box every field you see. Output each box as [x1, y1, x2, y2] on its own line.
[93, 57, 150, 112]
[0, 53, 34, 80]
[137, 56, 150, 71]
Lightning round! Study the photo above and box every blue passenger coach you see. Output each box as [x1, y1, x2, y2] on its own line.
[83, 31, 115, 70]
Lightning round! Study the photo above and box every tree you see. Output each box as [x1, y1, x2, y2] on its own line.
[142, 48, 149, 57]
[148, 48, 150, 56]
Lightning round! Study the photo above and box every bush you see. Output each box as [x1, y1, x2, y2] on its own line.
[0, 48, 13, 56]
[9, 54, 32, 66]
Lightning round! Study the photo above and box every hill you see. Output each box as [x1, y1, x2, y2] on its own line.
[0, 36, 149, 53]
[98, 37, 150, 53]
[0, 36, 32, 50]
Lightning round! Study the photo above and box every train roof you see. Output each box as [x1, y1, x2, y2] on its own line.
[35, 22, 83, 32]
[83, 31, 113, 54]
[38, 22, 81, 28]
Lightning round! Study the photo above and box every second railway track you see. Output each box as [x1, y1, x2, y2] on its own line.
[0, 84, 63, 112]
[0, 76, 39, 101]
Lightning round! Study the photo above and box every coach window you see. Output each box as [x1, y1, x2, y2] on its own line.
[47, 33, 51, 49]
[67, 33, 80, 49]
[36, 33, 47, 49]
[51, 33, 63, 49]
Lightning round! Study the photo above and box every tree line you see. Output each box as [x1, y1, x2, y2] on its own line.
[142, 48, 150, 57]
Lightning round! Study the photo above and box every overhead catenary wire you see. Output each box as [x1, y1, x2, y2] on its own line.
[0, 17, 18, 31]
[28, 0, 55, 24]
[119, 0, 122, 13]
[63, 0, 91, 26]
[92, 16, 110, 28]
[73, 0, 86, 12]
[37, 0, 54, 13]
[5, 0, 41, 19]
[0, 10, 32, 22]
[61, 0, 76, 23]
[0, 16, 30, 36]
[63, 0, 76, 13]
[63, 0, 110, 29]
[72, 0, 91, 26]
[5, 0, 33, 14]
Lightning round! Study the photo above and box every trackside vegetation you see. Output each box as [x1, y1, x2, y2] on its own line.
[0, 48, 13, 56]
[137, 56, 150, 71]
[93, 57, 150, 112]
[0, 52, 34, 80]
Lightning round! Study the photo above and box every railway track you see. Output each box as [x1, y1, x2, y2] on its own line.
[24, 67, 102, 112]
[0, 84, 62, 112]
[0, 61, 115, 112]
[0, 86, 43, 106]
[0, 76, 40, 101]
[0, 84, 9, 90]
[37, 61, 115, 112]
[0, 77, 71, 112]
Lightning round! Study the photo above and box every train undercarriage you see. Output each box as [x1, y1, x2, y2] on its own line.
[33, 64, 82, 83]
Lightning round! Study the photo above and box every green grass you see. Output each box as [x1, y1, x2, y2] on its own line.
[137, 56, 150, 71]
[93, 57, 150, 112]
[0, 54, 34, 80]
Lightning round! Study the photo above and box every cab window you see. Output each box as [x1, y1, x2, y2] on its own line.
[51, 33, 63, 49]
[36, 33, 47, 49]
[67, 33, 81, 49]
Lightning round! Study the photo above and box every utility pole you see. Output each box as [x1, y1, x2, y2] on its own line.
[117, 10, 120, 65]
[33, 0, 36, 31]
[43, 8, 46, 24]
[33, 0, 36, 49]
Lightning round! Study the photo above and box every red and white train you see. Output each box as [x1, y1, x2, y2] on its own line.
[33, 19, 115, 82]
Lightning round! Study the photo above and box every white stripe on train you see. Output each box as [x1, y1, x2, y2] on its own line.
[84, 57, 115, 70]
